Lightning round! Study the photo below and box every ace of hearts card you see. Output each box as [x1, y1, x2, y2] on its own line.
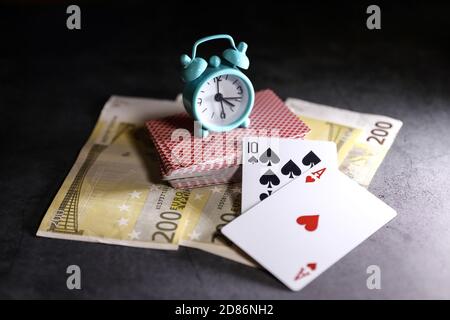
[223, 163, 396, 291]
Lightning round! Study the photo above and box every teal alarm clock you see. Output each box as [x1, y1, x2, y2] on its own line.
[180, 34, 255, 137]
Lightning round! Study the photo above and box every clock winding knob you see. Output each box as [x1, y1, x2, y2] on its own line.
[222, 42, 249, 70]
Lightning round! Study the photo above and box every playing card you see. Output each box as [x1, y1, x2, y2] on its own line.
[222, 164, 396, 291]
[242, 137, 338, 212]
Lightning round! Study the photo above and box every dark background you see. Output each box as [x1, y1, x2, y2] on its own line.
[1, 0, 450, 299]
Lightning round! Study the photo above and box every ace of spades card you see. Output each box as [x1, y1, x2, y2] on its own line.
[241, 137, 338, 212]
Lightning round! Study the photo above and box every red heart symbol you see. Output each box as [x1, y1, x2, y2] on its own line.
[305, 175, 315, 183]
[307, 263, 317, 271]
[296, 215, 319, 232]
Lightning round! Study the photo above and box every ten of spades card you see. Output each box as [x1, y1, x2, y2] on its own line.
[241, 137, 338, 212]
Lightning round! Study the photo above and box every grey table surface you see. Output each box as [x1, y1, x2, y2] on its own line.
[1, 2, 449, 299]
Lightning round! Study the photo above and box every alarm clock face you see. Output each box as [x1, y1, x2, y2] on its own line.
[195, 74, 250, 128]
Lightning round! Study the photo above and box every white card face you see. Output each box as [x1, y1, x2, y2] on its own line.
[223, 165, 396, 291]
[241, 137, 338, 212]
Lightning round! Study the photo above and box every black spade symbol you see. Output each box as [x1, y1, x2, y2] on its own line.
[248, 156, 258, 164]
[281, 159, 302, 179]
[259, 169, 281, 188]
[259, 193, 269, 201]
[259, 148, 280, 166]
[302, 151, 321, 168]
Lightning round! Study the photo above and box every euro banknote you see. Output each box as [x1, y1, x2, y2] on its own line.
[38, 96, 192, 250]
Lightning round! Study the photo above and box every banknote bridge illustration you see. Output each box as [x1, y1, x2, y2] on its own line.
[48, 123, 134, 234]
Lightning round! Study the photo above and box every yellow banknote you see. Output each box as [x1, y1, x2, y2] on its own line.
[286, 98, 403, 187]
[38, 96, 194, 250]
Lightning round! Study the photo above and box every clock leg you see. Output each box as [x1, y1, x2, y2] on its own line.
[194, 125, 209, 138]
[240, 118, 251, 128]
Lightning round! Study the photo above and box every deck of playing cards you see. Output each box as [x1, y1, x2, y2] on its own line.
[146, 90, 310, 189]
[222, 137, 397, 291]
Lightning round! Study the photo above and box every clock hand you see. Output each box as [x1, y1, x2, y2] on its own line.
[216, 77, 220, 94]
[221, 96, 242, 100]
[220, 100, 226, 119]
[222, 98, 235, 107]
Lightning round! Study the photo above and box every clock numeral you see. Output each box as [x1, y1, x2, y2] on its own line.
[213, 76, 222, 82]
[202, 108, 207, 113]
[197, 98, 202, 106]
[232, 79, 239, 85]
[225, 75, 229, 80]
[236, 85, 243, 95]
